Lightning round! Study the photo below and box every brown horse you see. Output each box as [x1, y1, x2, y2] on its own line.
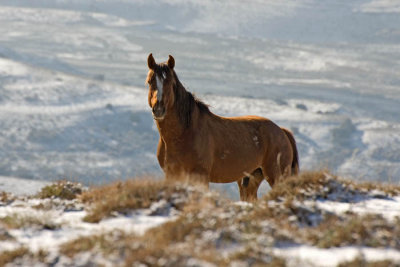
[146, 54, 299, 201]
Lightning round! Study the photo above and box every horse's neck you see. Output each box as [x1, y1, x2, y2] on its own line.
[156, 106, 187, 142]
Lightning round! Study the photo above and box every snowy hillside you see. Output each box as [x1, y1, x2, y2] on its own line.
[0, 0, 399, 190]
[1, 172, 400, 266]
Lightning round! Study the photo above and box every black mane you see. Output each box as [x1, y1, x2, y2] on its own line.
[172, 70, 211, 128]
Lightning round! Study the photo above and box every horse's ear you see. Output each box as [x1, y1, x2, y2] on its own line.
[148, 53, 156, 70]
[167, 55, 175, 69]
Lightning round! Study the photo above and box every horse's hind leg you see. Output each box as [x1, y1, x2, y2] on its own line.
[237, 178, 248, 201]
[262, 152, 293, 187]
[237, 168, 264, 202]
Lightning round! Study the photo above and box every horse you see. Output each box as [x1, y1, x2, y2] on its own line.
[146, 53, 299, 201]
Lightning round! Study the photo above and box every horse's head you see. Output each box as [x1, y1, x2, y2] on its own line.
[146, 53, 176, 121]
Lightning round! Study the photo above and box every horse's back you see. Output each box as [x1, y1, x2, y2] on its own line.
[223, 115, 287, 143]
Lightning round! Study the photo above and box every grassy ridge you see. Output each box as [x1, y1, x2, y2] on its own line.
[1, 171, 400, 266]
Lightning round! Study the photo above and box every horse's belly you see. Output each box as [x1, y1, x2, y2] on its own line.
[209, 158, 261, 183]
[209, 139, 265, 183]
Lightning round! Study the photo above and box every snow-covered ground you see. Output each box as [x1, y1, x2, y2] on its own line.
[1, 175, 400, 266]
[0, 197, 173, 254]
[0, 176, 49, 196]
[274, 246, 400, 267]
[0, 0, 399, 195]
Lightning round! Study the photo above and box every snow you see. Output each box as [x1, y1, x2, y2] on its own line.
[358, 0, 400, 13]
[1, 184, 400, 265]
[272, 190, 400, 266]
[314, 196, 400, 222]
[0, 197, 175, 254]
[0, 176, 50, 196]
[274, 246, 400, 267]
[7, 212, 171, 254]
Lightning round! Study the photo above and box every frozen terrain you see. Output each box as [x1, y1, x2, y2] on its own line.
[0, 0, 399, 194]
[1, 173, 400, 266]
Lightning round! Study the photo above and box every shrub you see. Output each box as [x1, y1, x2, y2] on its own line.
[37, 181, 83, 200]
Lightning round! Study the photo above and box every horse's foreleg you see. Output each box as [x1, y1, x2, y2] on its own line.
[156, 139, 165, 169]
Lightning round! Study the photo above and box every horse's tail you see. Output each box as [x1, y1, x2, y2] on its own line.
[281, 128, 299, 175]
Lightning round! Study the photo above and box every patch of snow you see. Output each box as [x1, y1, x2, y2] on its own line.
[246, 46, 365, 72]
[274, 245, 400, 267]
[0, 199, 175, 253]
[357, 0, 400, 13]
[313, 196, 400, 222]
[0, 176, 50, 196]
[0, 58, 29, 76]
[234, 201, 253, 208]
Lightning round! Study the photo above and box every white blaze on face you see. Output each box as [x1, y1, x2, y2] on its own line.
[156, 73, 164, 101]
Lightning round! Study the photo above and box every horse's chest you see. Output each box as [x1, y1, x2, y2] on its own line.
[166, 151, 193, 164]
[163, 143, 197, 169]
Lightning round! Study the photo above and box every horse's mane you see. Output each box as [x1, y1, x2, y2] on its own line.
[172, 70, 211, 128]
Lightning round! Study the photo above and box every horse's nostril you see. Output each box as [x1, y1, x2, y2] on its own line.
[152, 104, 165, 118]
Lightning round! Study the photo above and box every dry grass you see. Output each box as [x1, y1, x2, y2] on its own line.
[0, 191, 14, 203]
[0, 247, 29, 266]
[0, 247, 49, 266]
[61, 231, 191, 266]
[225, 247, 287, 267]
[80, 178, 205, 223]
[0, 229, 14, 241]
[60, 233, 121, 258]
[37, 181, 83, 200]
[48, 172, 400, 265]
[60, 198, 224, 264]
[123, 171, 400, 263]
[124, 196, 228, 265]
[123, 194, 287, 266]
[264, 170, 331, 201]
[34, 249, 49, 264]
[306, 214, 400, 249]
[61, 190, 286, 266]
[251, 170, 400, 250]
[338, 257, 400, 267]
[351, 180, 400, 196]
[265, 170, 400, 203]
[0, 213, 59, 230]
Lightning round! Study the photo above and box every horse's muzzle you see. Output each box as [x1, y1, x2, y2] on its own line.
[152, 104, 166, 121]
